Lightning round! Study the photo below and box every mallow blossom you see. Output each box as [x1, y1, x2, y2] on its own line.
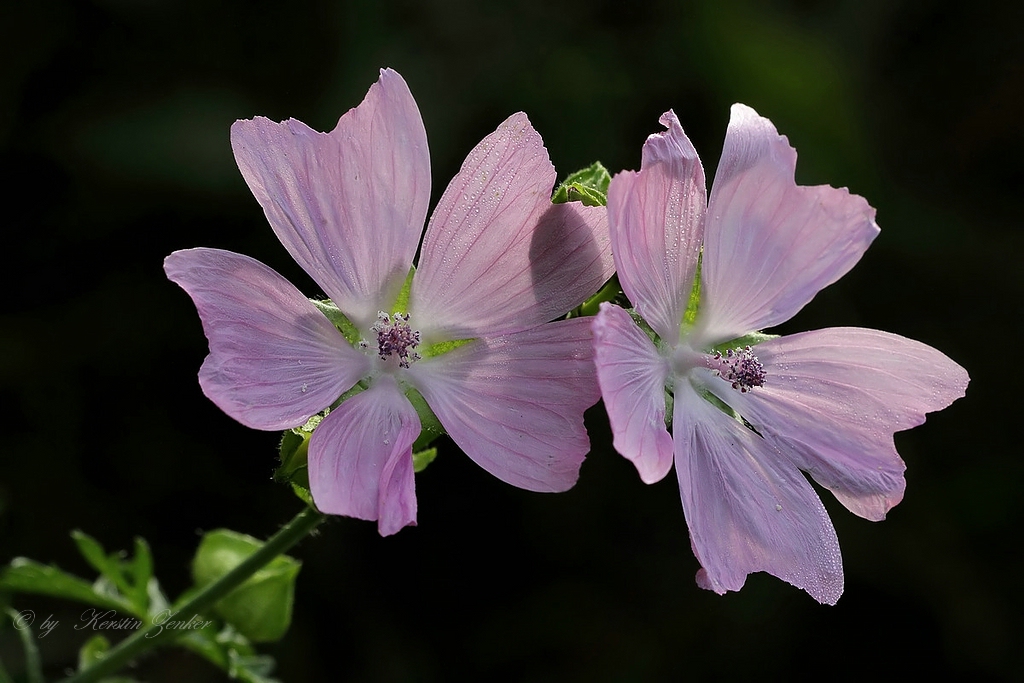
[592, 106, 968, 604]
[165, 68, 613, 535]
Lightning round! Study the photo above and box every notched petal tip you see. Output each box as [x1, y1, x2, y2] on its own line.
[164, 247, 367, 432]
[413, 109, 610, 336]
[229, 67, 429, 327]
[698, 105, 881, 341]
[674, 387, 844, 605]
[641, 109, 701, 171]
[308, 379, 421, 535]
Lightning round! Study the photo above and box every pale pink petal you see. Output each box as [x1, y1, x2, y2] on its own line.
[164, 248, 368, 431]
[411, 113, 612, 340]
[698, 104, 879, 344]
[592, 303, 674, 484]
[673, 384, 844, 605]
[407, 317, 599, 492]
[607, 111, 705, 345]
[308, 376, 420, 536]
[708, 327, 969, 521]
[231, 68, 429, 329]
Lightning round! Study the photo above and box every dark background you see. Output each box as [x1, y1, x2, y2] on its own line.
[1, 0, 1019, 680]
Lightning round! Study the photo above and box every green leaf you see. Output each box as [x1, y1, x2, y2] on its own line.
[228, 650, 280, 683]
[71, 531, 116, 582]
[551, 162, 611, 206]
[191, 530, 301, 643]
[177, 621, 236, 670]
[177, 622, 280, 682]
[0, 559, 132, 612]
[69, 531, 153, 616]
[78, 634, 111, 670]
[146, 576, 171, 616]
[126, 538, 154, 613]
[412, 447, 438, 473]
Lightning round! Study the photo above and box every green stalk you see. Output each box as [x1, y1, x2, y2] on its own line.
[62, 506, 325, 683]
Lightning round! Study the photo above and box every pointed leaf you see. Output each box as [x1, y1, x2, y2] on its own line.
[71, 531, 128, 594]
[0, 560, 131, 612]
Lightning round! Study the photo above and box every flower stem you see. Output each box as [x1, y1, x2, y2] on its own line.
[62, 506, 325, 683]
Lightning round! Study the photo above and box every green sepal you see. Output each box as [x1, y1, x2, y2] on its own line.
[290, 483, 314, 507]
[391, 266, 415, 314]
[682, 250, 702, 328]
[276, 414, 324, 507]
[568, 275, 622, 318]
[405, 387, 445, 455]
[419, 338, 475, 358]
[412, 447, 438, 473]
[709, 332, 779, 352]
[333, 381, 369, 412]
[190, 530, 301, 643]
[309, 299, 361, 345]
[276, 416, 319, 483]
[551, 162, 610, 206]
[629, 310, 661, 347]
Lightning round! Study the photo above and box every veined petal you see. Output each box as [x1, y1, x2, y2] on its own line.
[673, 384, 843, 605]
[698, 104, 879, 344]
[308, 376, 421, 536]
[411, 113, 612, 340]
[607, 111, 705, 345]
[231, 68, 429, 329]
[715, 327, 969, 521]
[408, 317, 599, 492]
[164, 248, 368, 430]
[592, 303, 674, 484]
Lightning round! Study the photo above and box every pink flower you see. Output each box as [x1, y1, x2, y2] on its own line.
[165, 68, 613, 535]
[593, 106, 968, 604]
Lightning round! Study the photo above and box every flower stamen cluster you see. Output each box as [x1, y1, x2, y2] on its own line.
[370, 311, 421, 368]
[707, 346, 766, 393]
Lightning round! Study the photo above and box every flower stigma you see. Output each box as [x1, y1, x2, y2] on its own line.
[706, 346, 766, 393]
